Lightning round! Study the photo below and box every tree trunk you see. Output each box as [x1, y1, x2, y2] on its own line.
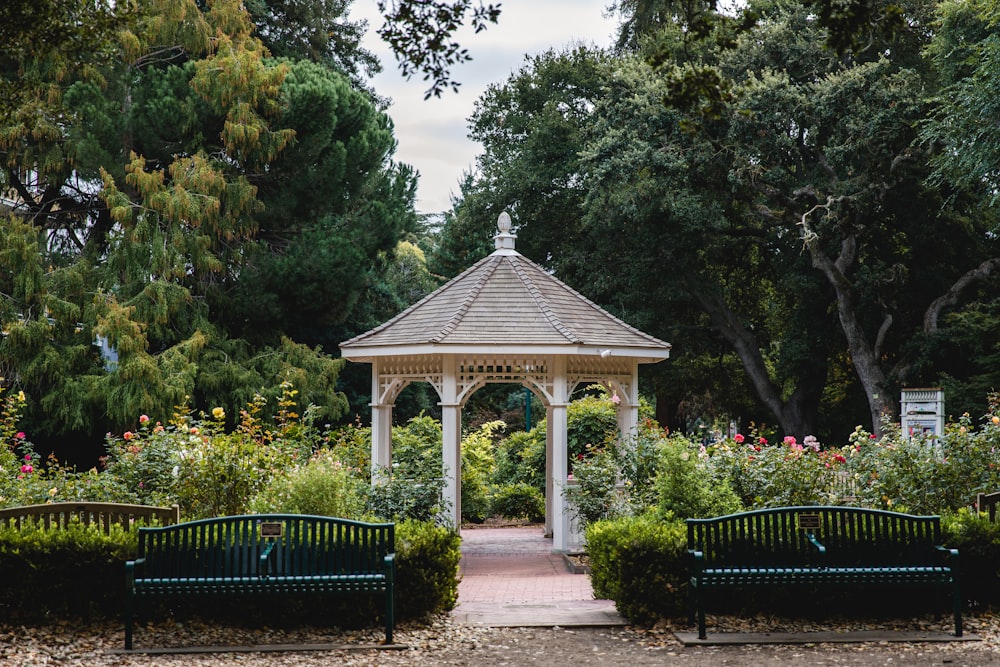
[690, 287, 820, 438]
[798, 206, 895, 433]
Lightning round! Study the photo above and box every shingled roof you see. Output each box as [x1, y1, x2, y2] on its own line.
[340, 214, 670, 360]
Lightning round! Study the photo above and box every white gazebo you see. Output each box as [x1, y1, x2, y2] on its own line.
[340, 213, 670, 551]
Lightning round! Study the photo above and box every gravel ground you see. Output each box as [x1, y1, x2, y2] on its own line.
[4, 612, 1000, 667]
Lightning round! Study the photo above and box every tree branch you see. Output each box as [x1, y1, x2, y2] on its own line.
[924, 258, 1000, 333]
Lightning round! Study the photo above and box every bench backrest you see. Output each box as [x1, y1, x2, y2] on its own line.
[137, 514, 395, 579]
[0, 502, 180, 533]
[687, 506, 943, 567]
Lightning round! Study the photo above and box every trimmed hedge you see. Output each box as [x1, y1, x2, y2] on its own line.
[585, 513, 688, 624]
[0, 523, 137, 621]
[0, 518, 460, 625]
[586, 510, 1000, 626]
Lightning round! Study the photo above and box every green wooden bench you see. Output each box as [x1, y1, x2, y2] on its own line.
[124, 514, 395, 649]
[0, 502, 179, 533]
[687, 506, 962, 639]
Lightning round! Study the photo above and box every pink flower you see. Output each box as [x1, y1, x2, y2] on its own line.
[23, 454, 31, 461]
[783, 435, 797, 446]
[20, 464, 33, 474]
[139, 414, 150, 424]
[758, 437, 768, 445]
[15, 432, 25, 440]
[190, 427, 199, 435]
[123, 431, 133, 441]
[734, 434, 745, 444]
[610, 393, 621, 405]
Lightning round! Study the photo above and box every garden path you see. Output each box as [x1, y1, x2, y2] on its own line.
[452, 524, 625, 627]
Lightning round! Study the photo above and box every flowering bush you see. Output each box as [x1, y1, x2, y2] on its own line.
[249, 449, 369, 518]
[100, 386, 321, 518]
[655, 435, 741, 518]
[845, 400, 1000, 514]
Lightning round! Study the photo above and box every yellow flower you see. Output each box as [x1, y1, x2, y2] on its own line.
[48, 487, 58, 497]
[212, 407, 225, 420]
[992, 416, 999, 425]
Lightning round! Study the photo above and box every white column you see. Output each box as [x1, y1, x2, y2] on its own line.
[616, 365, 640, 444]
[440, 356, 462, 531]
[544, 403, 554, 538]
[551, 356, 570, 552]
[370, 360, 393, 484]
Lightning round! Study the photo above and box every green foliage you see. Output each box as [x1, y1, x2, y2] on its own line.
[2, 0, 418, 453]
[585, 513, 688, 624]
[846, 410, 1000, 514]
[0, 522, 137, 622]
[491, 482, 545, 523]
[941, 509, 1000, 607]
[493, 428, 546, 492]
[564, 447, 630, 526]
[394, 519, 462, 618]
[655, 436, 742, 519]
[566, 392, 619, 461]
[249, 449, 369, 518]
[460, 420, 503, 523]
[376, 0, 501, 99]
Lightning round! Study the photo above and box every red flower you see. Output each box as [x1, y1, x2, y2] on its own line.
[758, 437, 768, 445]
[734, 434, 745, 444]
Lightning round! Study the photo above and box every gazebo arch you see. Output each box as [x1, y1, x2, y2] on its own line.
[340, 213, 670, 551]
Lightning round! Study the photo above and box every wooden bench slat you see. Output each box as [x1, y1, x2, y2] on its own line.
[0, 502, 180, 533]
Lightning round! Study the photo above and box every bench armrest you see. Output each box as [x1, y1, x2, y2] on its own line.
[935, 544, 959, 564]
[259, 541, 278, 577]
[806, 532, 826, 556]
[125, 557, 145, 588]
[688, 549, 704, 576]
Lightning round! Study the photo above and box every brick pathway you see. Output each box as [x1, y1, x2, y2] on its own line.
[452, 526, 625, 626]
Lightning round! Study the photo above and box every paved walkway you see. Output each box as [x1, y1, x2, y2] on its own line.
[452, 525, 626, 627]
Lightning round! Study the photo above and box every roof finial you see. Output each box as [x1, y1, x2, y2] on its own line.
[494, 211, 517, 252]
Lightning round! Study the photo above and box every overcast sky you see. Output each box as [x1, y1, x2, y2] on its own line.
[350, 1, 620, 214]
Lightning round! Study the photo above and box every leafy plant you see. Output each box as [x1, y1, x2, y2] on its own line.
[491, 482, 545, 522]
[249, 449, 369, 518]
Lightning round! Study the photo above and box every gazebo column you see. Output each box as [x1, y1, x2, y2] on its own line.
[544, 404, 554, 538]
[370, 361, 393, 483]
[616, 365, 640, 443]
[551, 357, 571, 553]
[440, 356, 463, 530]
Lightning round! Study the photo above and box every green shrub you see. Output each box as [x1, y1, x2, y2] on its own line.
[564, 447, 630, 526]
[493, 429, 546, 491]
[585, 513, 688, 624]
[656, 436, 742, 519]
[249, 449, 369, 518]
[491, 482, 545, 522]
[395, 519, 461, 619]
[0, 523, 138, 621]
[566, 393, 619, 461]
[461, 421, 503, 524]
[942, 509, 1000, 608]
[367, 476, 448, 523]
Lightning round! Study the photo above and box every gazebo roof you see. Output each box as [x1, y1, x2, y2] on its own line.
[340, 213, 671, 362]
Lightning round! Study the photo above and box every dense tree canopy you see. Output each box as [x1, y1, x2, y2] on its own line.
[0, 0, 438, 462]
[436, 0, 1000, 439]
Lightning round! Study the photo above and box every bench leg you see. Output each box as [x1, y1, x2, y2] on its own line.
[691, 582, 707, 640]
[385, 589, 394, 644]
[953, 584, 963, 637]
[124, 593, 133, 650]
